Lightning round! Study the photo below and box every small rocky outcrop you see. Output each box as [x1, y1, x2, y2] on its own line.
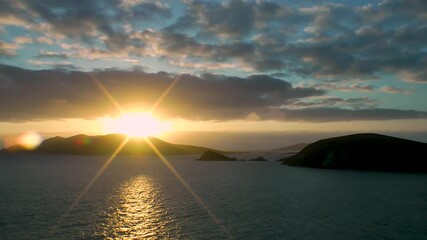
[249, 156, 267, 161]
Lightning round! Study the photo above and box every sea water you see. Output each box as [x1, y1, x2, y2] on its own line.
[0, 153, 426, 239]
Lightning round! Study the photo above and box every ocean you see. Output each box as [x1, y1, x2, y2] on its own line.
[0, 153, 426, 239]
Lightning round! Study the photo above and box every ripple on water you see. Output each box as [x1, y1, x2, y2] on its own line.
[92, 175, 181, 239]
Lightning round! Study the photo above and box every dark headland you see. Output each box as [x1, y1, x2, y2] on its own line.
[1, 134, 221, 156]
[280, 133, 427, 173]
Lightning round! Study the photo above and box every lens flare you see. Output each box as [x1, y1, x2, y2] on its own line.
[17, 131, 42, 150]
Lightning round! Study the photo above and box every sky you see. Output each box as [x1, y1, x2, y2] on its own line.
[0, 0, 427, 149]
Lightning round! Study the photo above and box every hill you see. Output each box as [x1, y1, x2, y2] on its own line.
[280, 133, 427, 173]
[2, 134, 221, 156]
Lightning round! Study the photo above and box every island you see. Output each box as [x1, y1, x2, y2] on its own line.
[196, 151, 237, 161]
[280, 133, 427, 173]
[249, 156, 267, 161]
[1, 134, 221, 156]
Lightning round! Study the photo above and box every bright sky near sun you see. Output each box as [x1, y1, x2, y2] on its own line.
[0, 0, 427, 146]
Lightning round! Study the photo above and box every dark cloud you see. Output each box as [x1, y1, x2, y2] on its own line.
[287, 97, 378, 109]
[1, 64, 426, 122]
[374, 0, 427, 21]
[380, 86, 413, 94]
[300, 82, 376, 92]
[259, 108, 427, 122]
[289, 45, 379, 78]
[0, 64, 323, 122]
[170, 0, 256, 39]
[120, 1, 172, 20]
[143, 31, 255, 61]
[299, 3, 359, 36]
[252, 59, 286, 71]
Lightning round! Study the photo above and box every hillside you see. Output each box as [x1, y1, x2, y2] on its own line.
[280, 133, 427, 173]
[2, 134, 221, 156]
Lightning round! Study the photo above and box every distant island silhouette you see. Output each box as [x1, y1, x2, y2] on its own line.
[280, 133, 427, 173]
[249, 156, 267, 161]
[196, 151, 237, 161]
[3, 133, 427, 173]
[1, 134, 222, 156]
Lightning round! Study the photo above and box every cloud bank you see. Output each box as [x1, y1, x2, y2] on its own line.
[0, 64, 426, 122]
[0, 0, 426, 82]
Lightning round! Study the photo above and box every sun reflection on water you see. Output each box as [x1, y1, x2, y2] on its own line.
[95, 176, 178, 239]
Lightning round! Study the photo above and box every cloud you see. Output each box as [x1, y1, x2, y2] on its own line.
[174, 0, 256, 39]
[374, 0, 427, 21]
[380, 86, 414, 94]
[36, 51, 69, 59]
[0, 1, 32, 28]
[0, 64, 426, 123]
[0, 64, 323, 122]
[35, 36, 55, 44]
[399, 69, 427, 83]
[167, 0, 427, 80]
[0, 41, 19, 57]
[287, 97, 378, 109]
[258, 108, 427, 122]
[0, 0, 172, 49]
[14, 36, 33, 44]
[300, 82, 376, 92]
[50, 46, 140, 64]
[1, 0, 426, 85]
[338, 84, 375, 92]
[27, 60, 77, 70]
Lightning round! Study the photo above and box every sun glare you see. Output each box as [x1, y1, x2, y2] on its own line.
[17, 131, 42, 150]
[102, 112, 171, 137]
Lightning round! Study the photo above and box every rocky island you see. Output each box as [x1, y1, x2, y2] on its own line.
[249, 156, 267, 161]
[280, 133, 427, 173]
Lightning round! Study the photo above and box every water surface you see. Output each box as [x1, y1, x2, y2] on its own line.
[0, 153, 426, 239]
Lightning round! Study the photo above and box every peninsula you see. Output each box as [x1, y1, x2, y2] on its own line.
[280, 133, 427, 173]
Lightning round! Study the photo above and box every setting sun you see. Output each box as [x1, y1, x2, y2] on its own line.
[102, 112, 171, 137]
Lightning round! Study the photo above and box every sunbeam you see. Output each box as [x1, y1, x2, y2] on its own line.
[48, 137, 130, 237]
[48, 73, 232, 238]
[89, 73, 125, 115]
[149, 76, 180, 113]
